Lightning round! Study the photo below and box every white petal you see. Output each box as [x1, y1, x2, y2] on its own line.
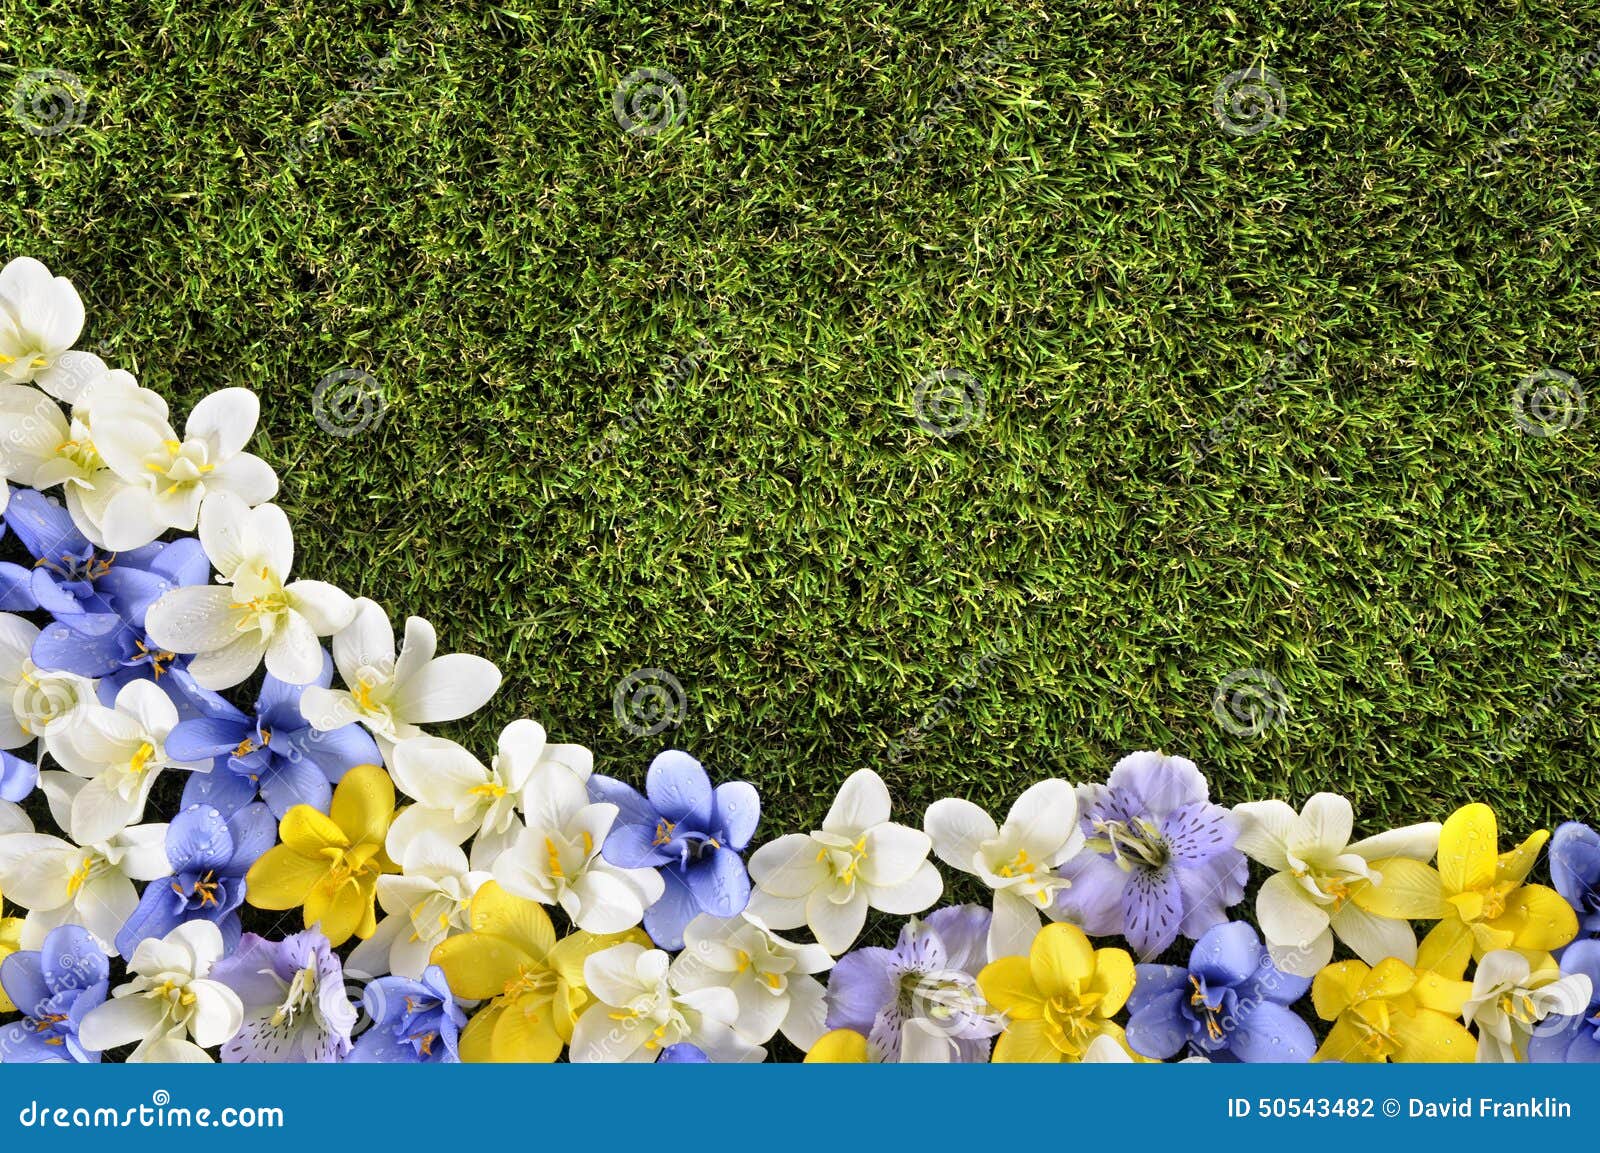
[857, 822, 931, 888]
[1003, 779, 1080, 857]
[923, 798, 997, 875]
[1329, 902, 1418, 968]
[806, 887, 868, 955]
[79, 994, 167, 1052]
[1255, 871, 1331, 954]
[333, 599, 396, 683]
[1230, 800, 1298, 870]
[185, 387, 258, 459]
[867, 860, 942, 916]
[822, 769, 891, 836]
[287, 580, 355, 635]
[389, 655, 501, 725]
[1290, 793, 1354, 856]
[145, 585, 239, 654]
[388, 736, 487, 808]
[1347, 822, 1442, 862]
[185, 979, 245, 1047]
[186, 635, 268, 691]
[264, 612, 325, 685]
[988, 888, 1042, 962]
[747, 834, 827, 899]
[391, 615, 438, 689]
[97, 486, 169, 551]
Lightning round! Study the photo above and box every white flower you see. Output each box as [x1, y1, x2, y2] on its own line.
[298, 597, 501, 759]
[0, 777, 169, 953]
[0, 257, 95, 394]
[85, 386, 278, 549]
[0, 612, 98, 750]
[670, 912, 834, 1049]
[491, 760, 663, 934]
[347, 832, 491, 980]
[78, 921, 244, 1062]
[569, 942, 764, 1063]
[1232, 793, 1443, 977]
[747, 769, 942, 955]
[145, 491, 356, 688]
[1463, 950, 1593, 1063]
[45, 679, 208, 845]
[383, 720, 590, 870]
[924, 780, 1083, 961]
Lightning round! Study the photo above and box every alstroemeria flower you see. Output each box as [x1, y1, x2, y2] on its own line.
[1310, 927, 1476, 1063]
[78, 920, 244, 1062]
[1462, 948, 1592, 1064]
[86, 386, 278, 550]
[115, 801, 275, 958]
[428, 881, 648, 1062]
[1232, 792, 1444, 976]
[1527, 940, 1600, 1063]
[492, 759, 664, 933]
[298, 598, 501, 760]
[588, 750, 760, 950]
[0, 611, 96, 747]
[46, 679, 211, 844]
[924, 780, 1082, 961]
[569, 941, 764, 1063]
[1550, 821, 1600, 936]
[349, 965, 467, 1063]
[826, 904, 1002, 1063]
[347, 830, 491, 979]
[670, 911, 833, 1049]
[209, 929, 359, 1063]
[978, 922, 1136, 1063]
[170, 652, 381, 819]
[1127, 920, 1315, 1062]
[0, 257, 87, 390]
[244, 764, 398, 946]
[146, 493, 355, 688]
[747, 769, 942, 955]
[0, 924, 110, 1062]
[384, 719, 590, 870]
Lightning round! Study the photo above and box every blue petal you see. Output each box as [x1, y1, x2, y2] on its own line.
[587, 774, 660, 829]
[0, 952, 49, 1018]
[1121, 867, 1186, 961]
[712, 780, 760, 850]
[41, 926, 108, 992]
[148, 536, 211, 587]
[1227, 999, 1316, 1063]
[257, 650, 333, 718]
[225, 803, 279, 872]
[182, 769, 260, 817]
[166, 715, 253, 761]
[0, 562, 39, 611]
[601, 819, 674, 869]
[289, 719, 380, 782]
[1189, 921, 1262, 988]
[31, 617, 127, 677]
[347, 1029, 423, 1063]
[645, 750, 714, 827]
[1126, 964, 1189, 1015]
[658, 1043, 709, 1063]
[1125, 990, 1193, 1059]
[167, 805, 235, 871]
[683, 847, 750, 918]
[3, 488, 85, 557]
[96, 566, 173, 627]
[824, 948, 898, 1034]
[0, 1022, 65, 1063]
[642, 868, 700, 951]
[114, 883, 184, 961]
[923, 904, 991, 974]
[0, 751, 37, 802]
[259, 756, 333, 817]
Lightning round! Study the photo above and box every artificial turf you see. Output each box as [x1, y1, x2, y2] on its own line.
[4, 0, 1599, 847]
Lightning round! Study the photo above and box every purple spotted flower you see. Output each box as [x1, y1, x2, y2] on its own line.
[209, 930, 359, 1063]
[1055, 751, 1247, 961]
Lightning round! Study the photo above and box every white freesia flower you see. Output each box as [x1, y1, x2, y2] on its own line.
[0, 257, 97, 395]
[670, 912, 834, 1049]
[924, 780, 1083, 961]
[747, 769, 942, 955]
[0, 798, 29, 836]
[347, 831, 491, 979]
[0, 775, 169, 953]
[570, 941, 764, 1063]
[383, 720, 590, 869]
[1232, 793, 1443, 977]
[145, 492, 355, 688]
[492, 760, 664, 934]
[87, 386, 278, 549]
[299, 597, 501, 759]
[1462, 950, 1593, 1063]
[0, 612, 96, 749]
[46, 679, 209, 844]
[78, 921, 244, 1062]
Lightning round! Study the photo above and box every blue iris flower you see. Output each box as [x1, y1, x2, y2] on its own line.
[169, 650, 382, 818]
[114, 801, 276, 958]
[588, 750, 759, 951]
[348, 966, 466, 1063]
[0, 925, 110, 1063]
[1552, 821, 1600, 938]
[1126, 921, 1316, 1062]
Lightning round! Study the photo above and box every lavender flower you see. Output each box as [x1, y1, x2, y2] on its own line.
[209, 930, 359, 1062]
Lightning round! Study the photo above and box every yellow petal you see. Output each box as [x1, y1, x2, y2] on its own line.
[1392, 1009, 1476, 1063]
[992, 1017, 1063, 1063]
[245, 845, 329, 910]
[1313, 1015, 1384, 1063]
[1311, 961, 1370, 1021]
[304, 877, 368, 947]
[458, 1001, 503, 1063]
[1499, 884, 1579, 952]
[805, 1028, 871, 1063]
[978, 955, 1043, 1019]
[1353, 858, 1448, 919]
[1437, 804, 1497, 896]
[330, 764, 395, 847]
[1412, 972, 1472, 1018]
[1362, 957, 1419, 1001]
[1089, 947, 1136, 1017]
[547, 928, 650, 987]
[430, 933, 535, 1001]
[279, 805, 348, 856]
[469, 881, 556, 962]
[1417, 920, 1473, 979]
[0, 918, 22, 1013]
[1496, 829, 1549, 886]
[491, 992, 565, 1062]
[1028, 922, 1096, 998]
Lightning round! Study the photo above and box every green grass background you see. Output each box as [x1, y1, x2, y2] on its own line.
[4, 0, 1599, 843]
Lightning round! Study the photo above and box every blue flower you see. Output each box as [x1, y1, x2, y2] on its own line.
[0, 925, 110, 1063]
[1126, 921, 1315, 1062]
[658, 1043, 709, 1063]
[348, 966, 466, 1063]
[31, 611, 224, 720]
[169, 650, 381, 818]
[0, 750, 35, 802]
[1552, 821, 1600, 938]
[588, 750, 759, 950]
[1527, 940, 1600, 1063]
[114, 801, 276, 958]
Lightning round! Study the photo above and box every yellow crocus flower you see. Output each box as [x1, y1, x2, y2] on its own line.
[805, 1028, 871, 1062]
[0, 913, 22, 1013]
[1312, 925, 1476, 1062]
[429, 881, 647, 1062]
[978, 922, 1136, 1062]
[245, 764, 399, 947]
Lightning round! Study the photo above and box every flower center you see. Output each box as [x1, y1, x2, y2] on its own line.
[1189, 975, 1227, 1042]
[270, 964, 318, 1028]
[1087, 817, 1169, 871]
[652, 818, 677, 847]
[132, 639, 178, 679]
[1041, 988, 1103, 1057]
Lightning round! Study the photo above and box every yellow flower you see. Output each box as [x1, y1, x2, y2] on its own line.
[805, 1028, 871, 1063]
[0, 914, 22, 1013]
[429, 881, 647, 1062]
[1311, 929, 1477, 1063]
[245, 764, 399, 946]
[978, 922, 1136, 1062]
